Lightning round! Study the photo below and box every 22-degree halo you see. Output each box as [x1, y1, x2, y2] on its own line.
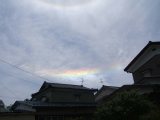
[39, 0, 95, 8]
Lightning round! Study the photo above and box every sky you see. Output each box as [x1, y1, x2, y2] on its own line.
[0, 0, 160, 105]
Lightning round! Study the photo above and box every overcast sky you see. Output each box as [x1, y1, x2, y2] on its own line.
[0, 0, 160, 105]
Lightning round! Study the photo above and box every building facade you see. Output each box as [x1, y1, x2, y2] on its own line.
[124, 41, 160, 84]
[100, 41, 160, 104]
[12, 81, 97, 120]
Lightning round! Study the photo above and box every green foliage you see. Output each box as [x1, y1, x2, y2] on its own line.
[95, 91, 155, 120]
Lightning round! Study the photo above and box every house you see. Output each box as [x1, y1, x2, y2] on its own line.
[12, 81, 97, 120]
[100, 41, 160, 104]
[10, 41, 160, 119]
[124, 41, 160, 84]
[11, 100, 36, 112]
[123, 41, 160, 104]
[95, 85, 119, 104]
[32, 82, 97, 120]
[31, 81, 97, 103]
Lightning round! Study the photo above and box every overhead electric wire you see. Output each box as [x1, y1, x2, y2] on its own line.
[0, 95, 23, 100]
[0, 70, 41, 86]
[0, 65, 41, 100]
[0, 58, 53, 83]
[0, 79, 23, 100]
[0, 58, 53, 101]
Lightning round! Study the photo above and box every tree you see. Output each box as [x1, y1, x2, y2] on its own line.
[95, 91, 155, 120]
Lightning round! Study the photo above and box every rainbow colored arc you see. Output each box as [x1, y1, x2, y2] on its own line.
[36, 68, 99, 78]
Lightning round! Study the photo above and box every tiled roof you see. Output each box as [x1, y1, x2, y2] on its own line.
[101, 84, 160, 103]
[11, 101, 36, 112]
[32, 81, 97, 98]
[48, 82, 93, 90]
[39, 81, 97, 92]
[95, 85, 119, 102]
[33, 102, 96, 108]
[96, 85, 119, 96]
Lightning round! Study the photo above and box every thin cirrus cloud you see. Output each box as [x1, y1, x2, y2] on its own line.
[0, 0, 160, 105]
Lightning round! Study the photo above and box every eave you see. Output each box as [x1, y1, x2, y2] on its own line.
[124, 41, 160, 73]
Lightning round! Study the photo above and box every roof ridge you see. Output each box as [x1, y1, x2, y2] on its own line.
[46, 81, 86, 88]
[124, 41, 160, 72]
[102, 85, 119, 88]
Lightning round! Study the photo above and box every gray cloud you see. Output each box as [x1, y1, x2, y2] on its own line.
[0, 0, 160, 105]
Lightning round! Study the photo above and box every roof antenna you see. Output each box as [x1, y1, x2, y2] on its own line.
[81, 78, 84, 86]
[100, 79, 104, 85]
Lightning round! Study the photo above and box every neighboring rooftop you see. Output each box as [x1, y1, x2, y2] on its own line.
[32, 81, 97, 97]
[95, 85, 119, 103]
[11, 101, 36, 112]
[101, 84, 160, 104]
[0, 99, 7, 112]
[39, 81, 97, 91]
[0, 100, 4, 107]
[124, 41, 160, 73]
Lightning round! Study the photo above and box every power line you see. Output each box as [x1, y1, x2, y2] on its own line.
[0, 70, 41, 86]
[0, 66, 42, 100]
[0, 71, 41, 87]
[0, 81, 23, 100]
[0, 58, 53, 83]
[0, 95, 23, 100]
[0, 58, 55, 100]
